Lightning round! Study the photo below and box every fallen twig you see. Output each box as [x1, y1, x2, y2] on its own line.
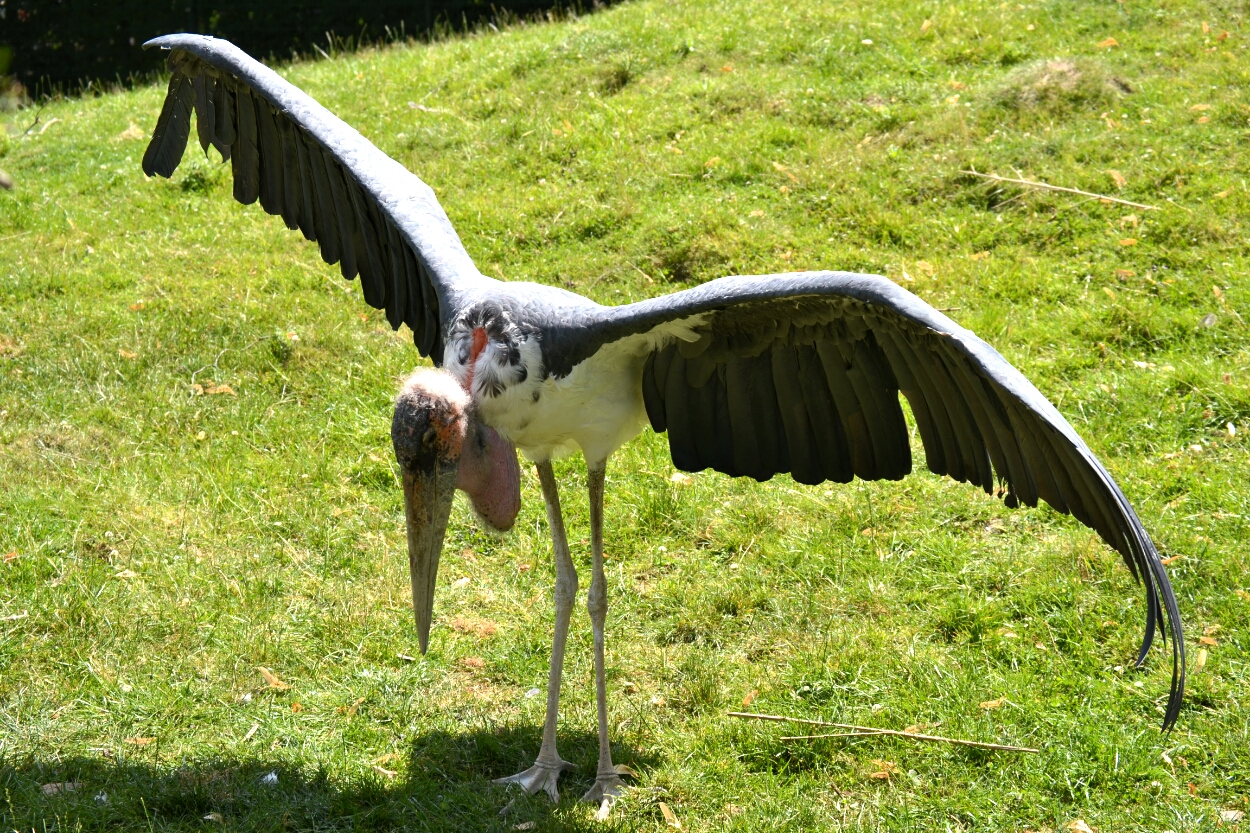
[22, 104, 47, 135]
[727, 711, 1039, 753]
[780, 731, 885, 740]
[960, 169, 1160, 211]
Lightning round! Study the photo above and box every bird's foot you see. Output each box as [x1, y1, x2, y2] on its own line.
[582, 769, 630, 818]
[493, 757, 573, 802]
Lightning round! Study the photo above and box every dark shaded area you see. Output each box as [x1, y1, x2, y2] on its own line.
[1, 724, 659, 831]
[0, 0, 608, 97]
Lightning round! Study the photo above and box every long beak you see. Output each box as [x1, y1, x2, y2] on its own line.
[402, 462, 458, 654]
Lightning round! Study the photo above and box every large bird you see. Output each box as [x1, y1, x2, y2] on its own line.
[141, 34, 1185, 810]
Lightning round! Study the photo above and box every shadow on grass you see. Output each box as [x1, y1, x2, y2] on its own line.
[2, 724, 659, 831]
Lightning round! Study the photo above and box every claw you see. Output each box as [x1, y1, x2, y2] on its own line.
[582, 772, 629, 816]
[494, 758, 573, 802]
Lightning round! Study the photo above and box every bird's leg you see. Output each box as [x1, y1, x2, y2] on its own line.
[493, 460, 576, 801]
[581, 462, 629, 813]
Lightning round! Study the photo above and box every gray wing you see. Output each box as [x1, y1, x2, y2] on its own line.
[141, 34, 490, 364]
[555, 271, 1184, 728]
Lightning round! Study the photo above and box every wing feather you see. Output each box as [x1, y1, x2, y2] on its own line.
[920, 345, 985, 487]
[277, 115, 305, 233]
[664, 350, 700, 472]
[725, 355, 769, 479]
[749, 352, 789, 476]
[848, 336, 911, 480]
[213, 80, 236, 151]
[230, 88, 261, 205]
[642, 351, 667, 433]
[770, 344, 824, 485]
[950, 359, 1023, 498]
[410, 245, 441, 360]
[348, 184, 389, 309]
[384, 220, 409, 330]
[815, 341, 879, 480]
[305, 140, 340, 262]
[607, 270, 1182, 727]
[688, 369, 723, 473]
[253, 97, 286, 223]
[684, 351, 718, 388]
[141, 33, 488, 359]
[901, 338, 971, 482]
[320, 150, 360, 281]
[795, 343, 853, 483]
[710, 368, 738, 476]
[141, 73, 195, 179]
[878, 329, 950, 477]
[192, 72, 215, 156]
[1007, 396, 1068, 512]
[956, 362, 1028, 495]
[289, 126, 319, 243]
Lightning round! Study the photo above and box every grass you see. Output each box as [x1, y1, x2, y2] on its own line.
[1, 0, 1249, 829]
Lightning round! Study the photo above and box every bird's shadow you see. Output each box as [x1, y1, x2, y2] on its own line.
[2, 724, 661, 831]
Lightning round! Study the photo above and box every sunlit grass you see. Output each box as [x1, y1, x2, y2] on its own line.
[1, 0, 1248, 829]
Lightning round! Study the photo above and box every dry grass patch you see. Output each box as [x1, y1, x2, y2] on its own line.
[992, 58, 1132, 117]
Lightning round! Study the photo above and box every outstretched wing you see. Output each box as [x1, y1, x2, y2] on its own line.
[550, 271, 1184, 728]
[141, 34, 491, 364]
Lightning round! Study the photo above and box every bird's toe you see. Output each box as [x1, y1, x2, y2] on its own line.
[493, 758, 572, 801]
[581, 772, 629, 814]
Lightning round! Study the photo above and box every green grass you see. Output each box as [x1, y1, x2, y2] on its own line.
[2, 0, 1249, 829]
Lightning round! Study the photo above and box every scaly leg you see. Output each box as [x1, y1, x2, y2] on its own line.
[581, 463, 629, 812]
[494, 461, 577, 801]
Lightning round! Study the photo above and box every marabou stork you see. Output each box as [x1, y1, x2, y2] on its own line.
[141, 34, 1184, 809]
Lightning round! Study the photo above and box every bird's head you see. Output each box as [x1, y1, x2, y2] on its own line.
[392, 368, 520, 654]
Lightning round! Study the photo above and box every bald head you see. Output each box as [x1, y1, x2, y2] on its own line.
[392, 368, 470, 475]
[392, 367, 521, 532]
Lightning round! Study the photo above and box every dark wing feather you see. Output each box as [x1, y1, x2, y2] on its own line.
[141, 72, 195, 178]
[687, 365, 723, 473]
[277, 115, 305, 234]
[664, 351, 701, 472]
[549, 270, 1183, 729]
[347, 183, 388, 308]
[288, 124, 319, 243]
[642, 352, 667, 433]
[816, 340, 882, 479]
[796, 342, 853, 483]
[140, 34, 491, 359]
[878, 329, 948, 475]
[253, 96, 287, 224]
[384, 220, 409, 331]
[770, 343, 823, 485]
[213, 80, 236, 153]
[192, 73, 215, 156]
[322, 144, 360, 281]
[230, 87, 261, 205]
[305, 140, 341, 262]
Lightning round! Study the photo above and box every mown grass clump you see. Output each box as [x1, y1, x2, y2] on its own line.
[2, 0, 1248, 830]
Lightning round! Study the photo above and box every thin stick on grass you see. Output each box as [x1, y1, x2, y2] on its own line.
[960, 169, 1160, 211]
[780, 731, 887, 740]
[727, 711, 1040, 753]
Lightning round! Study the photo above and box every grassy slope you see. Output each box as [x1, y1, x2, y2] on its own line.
[1, 0, 1248, 829]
